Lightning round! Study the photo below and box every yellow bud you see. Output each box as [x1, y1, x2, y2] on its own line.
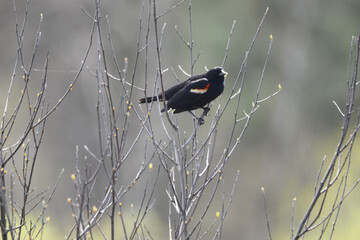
[131, 204, 133, 208]
[71, 174, 76, 181]
[278, 84, 282, 90]
[46, 217, 50, 223]
[270, 34, 273, 41]
[67, 198, 71, 203]
[92, 205, 98, 213]
[149, 163, 153, 170]
[216, 212, 220, 218]
[261, 187, 265, 192]
[119, 202, 122, 207]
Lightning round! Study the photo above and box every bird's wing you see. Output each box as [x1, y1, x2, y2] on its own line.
[188, 72, 206, 82]
[142, 73, 206, 102]
[184, 78, 211, 94]
[163, 80, 188, 100]
[165, 72, 206, 97]
[166, 78, 210, 110]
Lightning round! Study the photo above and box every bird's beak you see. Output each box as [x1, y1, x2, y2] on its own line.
[220, 70, 228, 77]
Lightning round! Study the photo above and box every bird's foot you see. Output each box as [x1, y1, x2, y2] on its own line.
[198, 117, 205, 125]
[188, 111, 206, 125]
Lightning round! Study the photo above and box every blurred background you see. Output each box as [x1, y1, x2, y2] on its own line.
[1, 0, 360, 239]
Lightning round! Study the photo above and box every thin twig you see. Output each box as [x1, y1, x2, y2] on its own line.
[261, 187, 272, 240]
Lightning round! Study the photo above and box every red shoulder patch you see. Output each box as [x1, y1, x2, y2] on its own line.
[190, 83, 210, 94]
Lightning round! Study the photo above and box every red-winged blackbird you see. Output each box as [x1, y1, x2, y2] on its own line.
[139, 67, 227, 124]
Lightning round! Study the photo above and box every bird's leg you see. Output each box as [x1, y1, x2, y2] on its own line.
[201, 107, 210, 116]
[188, 106, 211, 125]
[188, 111, 205, 125]
[199, 106, 211, 120]
[198, 106, 211, 125]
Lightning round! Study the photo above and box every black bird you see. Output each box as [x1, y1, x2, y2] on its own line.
[139, 66, 227, 125]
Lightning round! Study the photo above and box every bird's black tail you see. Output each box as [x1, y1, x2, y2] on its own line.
[138, 96, 162, 104]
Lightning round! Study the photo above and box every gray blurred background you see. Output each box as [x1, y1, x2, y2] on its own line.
[1, 0, 360, 239]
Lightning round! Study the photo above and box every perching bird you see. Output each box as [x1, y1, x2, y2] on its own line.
[139, 66, 227, 125]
